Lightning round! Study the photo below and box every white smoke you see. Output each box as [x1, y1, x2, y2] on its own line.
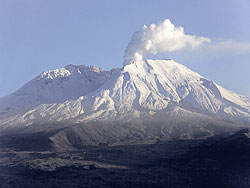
[123, 19, 211, 66]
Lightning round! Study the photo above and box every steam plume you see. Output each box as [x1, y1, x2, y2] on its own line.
[123, 19, 211, 66]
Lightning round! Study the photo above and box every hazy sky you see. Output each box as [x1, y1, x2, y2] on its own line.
[0, 0, 250, 98]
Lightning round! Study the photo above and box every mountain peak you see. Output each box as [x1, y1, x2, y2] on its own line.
[64, 64, 106, 73]
[38, 68, 71, 81]
[38, 64, 110, 81]
[123, 59, 198, 76]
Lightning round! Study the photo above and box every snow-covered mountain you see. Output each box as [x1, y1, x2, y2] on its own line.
[0, 64, 120, 117]
[0, 59, 250, 147]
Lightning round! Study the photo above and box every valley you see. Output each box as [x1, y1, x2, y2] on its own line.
[1, 133, 250, 188]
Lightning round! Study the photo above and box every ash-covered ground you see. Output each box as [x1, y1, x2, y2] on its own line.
[1, 131, 250, 188]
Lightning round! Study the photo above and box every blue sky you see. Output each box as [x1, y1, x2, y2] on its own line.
[0, 0, 250, 98]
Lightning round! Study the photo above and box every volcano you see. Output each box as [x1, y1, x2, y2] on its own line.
[0, 59, 250, 149]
